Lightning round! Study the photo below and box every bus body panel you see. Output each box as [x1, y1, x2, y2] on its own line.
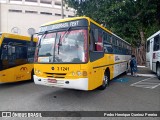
[87, 54, 114, 90]
[113, 54, 130, 77]
[34, 54, 130, 90]
[34, 54, 114, 90]
[0, 64, 33, 83]
[34, 64, 89, 90]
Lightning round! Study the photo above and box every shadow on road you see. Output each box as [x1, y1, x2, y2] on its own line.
[36, 74, 130, 103]
[0, 80, 33, 89]
[38, 87, 105, 104]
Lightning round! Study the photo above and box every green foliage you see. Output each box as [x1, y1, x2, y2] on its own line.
[65, 0, 160, 46]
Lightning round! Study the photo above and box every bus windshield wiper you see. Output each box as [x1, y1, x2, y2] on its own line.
[61, 27, 71, 41]
[57, 27, 71, 55]
[57, 35, 61, 55]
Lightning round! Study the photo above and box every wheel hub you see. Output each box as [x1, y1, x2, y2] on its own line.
[157, 67, 160, 76]
[103, 75, 108, 85]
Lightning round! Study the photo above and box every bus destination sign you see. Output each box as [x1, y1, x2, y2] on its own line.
[39, 19, 88, 33]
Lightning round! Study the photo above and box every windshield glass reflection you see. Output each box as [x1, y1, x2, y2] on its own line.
[37, 29, 88, 63]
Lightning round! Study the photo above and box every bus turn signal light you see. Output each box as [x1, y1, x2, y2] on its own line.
[82, 71, 87, 76]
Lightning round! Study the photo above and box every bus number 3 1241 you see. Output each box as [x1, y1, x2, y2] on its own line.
[57, 67, 69, 71]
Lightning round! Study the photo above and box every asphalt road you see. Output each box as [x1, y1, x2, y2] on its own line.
[0, 67, 160, 120]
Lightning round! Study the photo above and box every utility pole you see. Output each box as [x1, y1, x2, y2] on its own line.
[61, 0, 64, 19]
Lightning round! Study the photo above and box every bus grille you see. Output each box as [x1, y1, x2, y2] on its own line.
[44, 72, 66, 78]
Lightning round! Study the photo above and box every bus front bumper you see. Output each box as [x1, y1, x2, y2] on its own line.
[33, 75, 88, 90]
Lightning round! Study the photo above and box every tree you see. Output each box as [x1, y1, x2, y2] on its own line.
[65, 0, 160, 64]
[65, 0, 159, 45]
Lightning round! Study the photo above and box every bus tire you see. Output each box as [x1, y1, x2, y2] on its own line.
[156, 65, 160, 80]
[31, 69, 34, 81]
[99, 72, 110, 90]
[125, 63, 129, 74]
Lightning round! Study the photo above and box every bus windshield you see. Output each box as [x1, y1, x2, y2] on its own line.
[37, 29, 88, 63]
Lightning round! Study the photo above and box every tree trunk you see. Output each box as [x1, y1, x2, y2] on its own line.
[131, 29, 146, 66]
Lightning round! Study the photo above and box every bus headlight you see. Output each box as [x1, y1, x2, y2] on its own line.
[77, 71, 82, 76]
[72, 72, 75, 76]
[35, 70, 41, 74]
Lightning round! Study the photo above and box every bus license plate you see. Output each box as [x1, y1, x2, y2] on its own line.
[48, 79, 57, 83]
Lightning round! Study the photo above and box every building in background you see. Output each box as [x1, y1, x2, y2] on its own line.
[0, 0, 75, 36]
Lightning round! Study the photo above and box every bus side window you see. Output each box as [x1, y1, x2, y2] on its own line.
[15, 45, 27, 59]
[90, 29, 100, 51]
[147, 40, 150, 52]
[89, 30, 96, 51]
[96, 30, 103, 51]
[107, 34, 112, 43]
[153, 35, 160, 51]
[1, 45, 8, 60]
[112, 37, 116, 45]
[27, 42, 36, 62]
[90, 28, 103, 52]
[104, 43, 113, 53]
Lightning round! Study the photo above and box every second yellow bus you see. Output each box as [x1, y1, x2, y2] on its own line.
[0, 33, 37, 83]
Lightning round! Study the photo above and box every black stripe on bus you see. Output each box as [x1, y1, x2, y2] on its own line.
[93, 61, 128, 69]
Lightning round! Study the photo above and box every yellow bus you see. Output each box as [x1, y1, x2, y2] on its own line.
[33, 17, 131, 90]
[0, 33, 37, 83]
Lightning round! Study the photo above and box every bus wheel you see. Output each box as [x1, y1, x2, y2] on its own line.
[31, 69, 34, 81]
[99, 73, 109, 90]
[156, 65, 160, 80]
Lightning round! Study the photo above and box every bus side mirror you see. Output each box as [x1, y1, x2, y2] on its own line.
[30, 34, 34, 46]
[31, 35, 33, 42]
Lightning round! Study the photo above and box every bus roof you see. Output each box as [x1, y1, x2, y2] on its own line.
[41, 17, 89, 27]
[41, 16, 130, 45]
[147, 30, 160, 41]
[0, 32, 37, 42]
